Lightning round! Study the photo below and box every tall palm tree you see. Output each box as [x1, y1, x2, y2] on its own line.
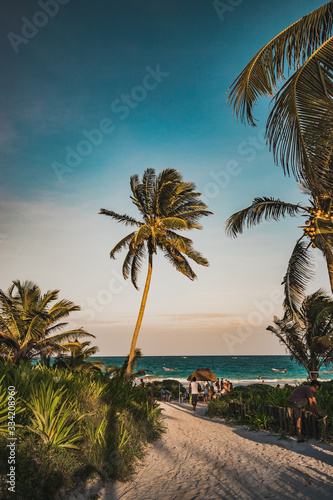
[100, 168, 212, 378]
[227, 2, 333, 190]
[267, 290, 333, 379]
[225, 185, 333, 322]
[0, 280, 94, 365]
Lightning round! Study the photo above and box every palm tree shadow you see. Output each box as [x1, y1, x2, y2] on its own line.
[232, 426, 333, 467]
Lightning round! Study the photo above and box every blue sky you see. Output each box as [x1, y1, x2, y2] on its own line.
[0, 0, 329, 355]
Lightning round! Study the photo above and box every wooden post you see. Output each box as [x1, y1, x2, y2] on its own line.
[321, 418, 327, 442]
[304, 411, 310, 439]
[287, 407, 292, 433]
[311, 413, 317, 439]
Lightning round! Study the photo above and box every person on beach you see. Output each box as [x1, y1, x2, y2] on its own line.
[215, 378, 220, 392]
[289, 380, 325, 443]
[190, 377, 200, 410]
[203, 383, 209, 403]
[160, 387, 166, 401]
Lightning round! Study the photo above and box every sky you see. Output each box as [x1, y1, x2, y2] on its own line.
[0, 0, 330, 356]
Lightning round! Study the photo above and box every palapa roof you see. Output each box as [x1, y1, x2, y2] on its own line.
[187, 368, 217, 382]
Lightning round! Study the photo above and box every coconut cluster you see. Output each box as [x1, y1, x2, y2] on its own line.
[301, 207, 332, 248]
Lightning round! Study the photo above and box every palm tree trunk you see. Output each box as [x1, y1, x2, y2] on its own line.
[126, 252, 153, 379]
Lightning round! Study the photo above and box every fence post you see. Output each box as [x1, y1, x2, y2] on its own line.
[320, 418, 327, 442]
[287, 407, 292, 433]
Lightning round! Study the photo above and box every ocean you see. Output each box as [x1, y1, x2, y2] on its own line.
[93, 355, 333, 386]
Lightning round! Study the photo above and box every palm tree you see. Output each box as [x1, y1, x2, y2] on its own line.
[106, 348, 149, 379]
[267, 290, 333, 379]
[100, 168, 212, 378]
[225, 185, 333, 322]
[227, 2, 333, 190]
[0, 280, 94, 365]
[53, 340, 105, 373]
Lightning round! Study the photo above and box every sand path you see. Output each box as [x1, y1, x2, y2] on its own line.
[70, 401, 333, 499]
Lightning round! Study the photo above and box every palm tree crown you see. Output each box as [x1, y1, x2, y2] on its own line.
[225, 186, 333, 321]
[100, 168, 212, 289]
[100, 168, 212, 377]
[267, 290, 333, 379]
[0, 280, 94, 365]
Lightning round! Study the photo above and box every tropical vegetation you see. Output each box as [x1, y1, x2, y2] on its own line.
[227, 1, 333, 191]
[208, 382, 333, 440]
[267, 289, 333, 380]
[53, 340, 105, 373]
[99, 168, 212, 377]
[0, 280, 93, 366]
[224, 186, 333, 318]
[0, 361, 165, 499]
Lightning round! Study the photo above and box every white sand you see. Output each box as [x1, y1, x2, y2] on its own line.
[68, 401, 333, 500]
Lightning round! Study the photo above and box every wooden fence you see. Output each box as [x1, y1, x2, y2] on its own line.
[228, 401, 329, 441]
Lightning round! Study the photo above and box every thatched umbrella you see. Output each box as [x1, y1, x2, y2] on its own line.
[187, 368, 217, 382]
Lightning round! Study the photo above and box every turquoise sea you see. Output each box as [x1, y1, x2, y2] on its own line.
[93, 355, 333, 386]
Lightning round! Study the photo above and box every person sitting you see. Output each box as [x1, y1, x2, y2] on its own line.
[165, 389, 172, 402]
[160, 387, 166, 402]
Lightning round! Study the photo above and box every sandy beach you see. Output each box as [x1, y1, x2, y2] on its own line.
[68, 401, 333, 500]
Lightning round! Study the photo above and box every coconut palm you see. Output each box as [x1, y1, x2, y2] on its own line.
[53, 340, 104, 373]
[0, 280, 94, 365]
[225, 185, 333, 322]
[100, 168, 212, 377]
[227, 2, 333, 190]
[267, 290, 333, 379]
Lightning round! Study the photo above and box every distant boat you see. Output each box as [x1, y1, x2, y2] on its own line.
[272, 368, 287, 373]
[163, 367, 178, 371]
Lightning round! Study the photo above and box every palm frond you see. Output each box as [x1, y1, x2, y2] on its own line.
[122, 249, 135, 280]
[227, 2, 333, 125]
[160, 217, 189, 231]
[162, 246, 197, 280]
[130, 174, 149, 220]
[142, 168, 157, 219]
[99, 209, 142, 227]
[110, 232, 136, 259]
[131, 244, 146, 290]
[225, 197, 303, 237]
[266, 37, 333, 188]
[282, 239, 315, 323]
[40, 329, 95, 344]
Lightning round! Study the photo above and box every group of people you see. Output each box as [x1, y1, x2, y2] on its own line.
[188, 377, 233, 410]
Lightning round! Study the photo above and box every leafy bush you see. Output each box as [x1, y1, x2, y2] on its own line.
[0, 363, 165, 497]
[148, 379, 185, 399]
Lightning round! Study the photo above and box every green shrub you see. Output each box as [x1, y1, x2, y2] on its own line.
[0, 363, 166, 497]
